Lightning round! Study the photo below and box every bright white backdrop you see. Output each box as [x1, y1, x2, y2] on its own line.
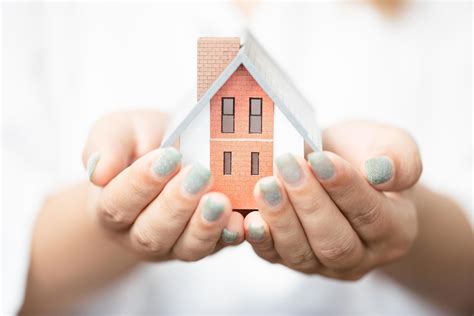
[2, 2, 472, 315]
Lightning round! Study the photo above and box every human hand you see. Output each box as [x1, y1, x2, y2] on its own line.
[82, 110, 244, 262]
[245, 121, 422, 280]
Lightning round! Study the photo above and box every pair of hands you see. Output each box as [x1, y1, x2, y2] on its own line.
[83, 110, 422, 280]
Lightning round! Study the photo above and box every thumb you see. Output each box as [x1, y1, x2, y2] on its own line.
[322, 120, 422, 191]
[82, 110, 168, 187]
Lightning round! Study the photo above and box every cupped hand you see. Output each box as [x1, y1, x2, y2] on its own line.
[82, 110, 244, 262]
[246, 121, 422, 280]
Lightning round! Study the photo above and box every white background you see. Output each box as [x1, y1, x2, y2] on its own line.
[1, 1, 472, 315]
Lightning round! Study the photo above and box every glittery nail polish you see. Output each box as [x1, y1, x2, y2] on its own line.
[364, 156, 393, 185]
[259, 178, 282, 207]
[87, 152, 100, 181]
[152, 147, 182, 177]
[183, 163, 211, 194]
[202, 196, 225, 222]
[275, 153, 303, 184]
[308, 151, 334, 180]
[221, 228, 238, 243]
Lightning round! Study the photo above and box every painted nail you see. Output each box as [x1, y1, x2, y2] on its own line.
[364, 156, 393, 185]
[307, 151, 334, 180]
[275, 153, 303, 184]
[259, 178, 282, 207]
[221, 228, 238, 244]
[248, 223, 265, 241]
[152, 147, 182, 177]
[202, 196, 225, 222]
[87, 152, 100, 181]
[183, 163, 211, 194]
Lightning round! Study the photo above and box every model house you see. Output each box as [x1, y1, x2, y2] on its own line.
[162, 32, 321, 210]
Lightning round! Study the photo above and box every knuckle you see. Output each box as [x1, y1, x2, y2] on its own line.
[132, 228, 167, 256]
[295, 194, 325, 215]
[270, 217, 293, 232]
[252, 239, 274, 253]
[318, 234, 358, 265]
[128, 167, 153, 200]
[350, 198, 383, 228]
[160, 196, 187, 224]
[190, 230, 217, 246]
[98, 197, 132, 228]
[285, 248, 315, 269]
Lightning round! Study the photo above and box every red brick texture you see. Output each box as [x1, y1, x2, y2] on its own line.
[210, 65, 274, 210]
[197, 37, 240, 101]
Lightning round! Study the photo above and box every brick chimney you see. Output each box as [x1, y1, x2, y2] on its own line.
[197, 37, 240, 100]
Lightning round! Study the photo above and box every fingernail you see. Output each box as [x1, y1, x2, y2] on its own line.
[221, 228, 238, 244]
[202, 196, 225, 222]
[183, 163, 211, 194]
[364, 156, 393, 185]
[87, 152, 100, 181]
[152, 147, 182, 177]
[307, 151, 334, 180]
[275, 153, 303, 184]
[258, 178, 282, 207]
[248, 223, 265, 241]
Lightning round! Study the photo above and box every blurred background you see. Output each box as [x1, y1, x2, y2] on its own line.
[2, 1, 471, 208]
[2, 1, 472, 314]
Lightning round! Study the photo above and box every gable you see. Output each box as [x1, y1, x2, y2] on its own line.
[161, 32, 321, 152]
[210, 64, 274, 139]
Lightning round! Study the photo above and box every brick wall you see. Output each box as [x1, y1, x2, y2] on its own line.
[210, 65, 274, 210]
[197, 37, 240, 101]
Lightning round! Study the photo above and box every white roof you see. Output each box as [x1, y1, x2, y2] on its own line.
[161, 32, 321, 151]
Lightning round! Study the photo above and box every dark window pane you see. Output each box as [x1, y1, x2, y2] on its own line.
[222, 115, 234, 133]
[251, 152, 259, 175]
[222, 98, 234, 115]
[250, 99, 262, 115]
[224, 152, 232, 175]
[249, 116, 262, 133]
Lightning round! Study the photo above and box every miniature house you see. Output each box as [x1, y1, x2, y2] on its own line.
[162, 33, 321, 210]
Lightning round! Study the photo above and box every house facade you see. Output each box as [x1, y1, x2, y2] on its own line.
[162, 34, 320, 211]
[210, 64, 274, 209]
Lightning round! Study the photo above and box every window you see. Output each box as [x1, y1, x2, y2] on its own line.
[251, 152, 259, 175]
[224, 152, 232, 175]
[221, 98, 235, 133]
[249, 98, 262, 133]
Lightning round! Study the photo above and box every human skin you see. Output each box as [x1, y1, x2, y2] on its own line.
[20, 112, 473, 314]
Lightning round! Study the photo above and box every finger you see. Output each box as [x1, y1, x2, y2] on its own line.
[275, 153, 365, 270]
[82, 111, 168, 186]
[172, 192, 232, 261]
[254, 176, 319, 272]
[308, 151, 417, 257]
[244, 211, 280, 264]
[128, 163, 212, 258]
[362, 143, 422, 191]
[212, 211, 245, 254]
[97, 147, 182, 230]
[220, 211, 245, 245]
[323, 121, 422, 191]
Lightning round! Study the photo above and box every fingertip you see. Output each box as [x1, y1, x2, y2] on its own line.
[244, 211, 269, 244]
[89, 152, 131, 187]
[86, 152, 100, 182]
[181, 163, 213, 196]
[307, 151, 336, 181]
[361, 143, 423, 191]
[199, 192, 232, 224]
[254, 176, 285, 210]
[221, 211, 245, 245]
[307, 151, 355, 189]
[363, 155, 395, 188]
